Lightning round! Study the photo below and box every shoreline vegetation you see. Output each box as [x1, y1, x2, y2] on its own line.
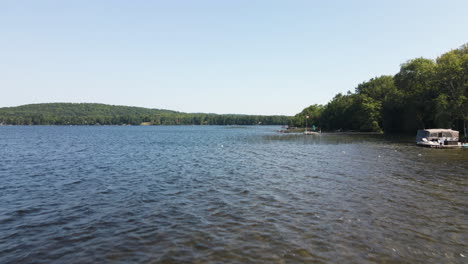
[0, 103, 290, 126]
[290, 44, 467, 136]
[1, 44, 466, 136]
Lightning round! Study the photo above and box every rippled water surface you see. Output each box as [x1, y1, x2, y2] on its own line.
[1, 126, 467, 263]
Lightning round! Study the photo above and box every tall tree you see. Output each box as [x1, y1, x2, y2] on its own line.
[435, 44, 468, 136]
[394, 58, 437, 131]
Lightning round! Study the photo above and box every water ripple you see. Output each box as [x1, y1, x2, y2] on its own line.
[0, 126, 467, 263]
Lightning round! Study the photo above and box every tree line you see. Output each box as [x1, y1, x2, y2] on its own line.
[2, 44, 466, 132]
[291, 44, 468, 136]
[0, 103, 290, 126]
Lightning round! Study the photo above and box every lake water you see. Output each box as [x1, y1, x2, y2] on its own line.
[0, 126, 467, 263]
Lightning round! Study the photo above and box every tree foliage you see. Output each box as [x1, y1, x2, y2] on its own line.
[291, 104, 323, 128]
[0, 103, 290, 126]
[296, 44, 468, 134]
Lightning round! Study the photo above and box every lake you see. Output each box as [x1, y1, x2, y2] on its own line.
[0, 126, 467, 263]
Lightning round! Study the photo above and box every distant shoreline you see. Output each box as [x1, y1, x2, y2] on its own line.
[0, 103, 290, 126]
[0, 124, 284, 127]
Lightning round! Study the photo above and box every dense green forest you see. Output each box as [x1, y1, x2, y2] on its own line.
[292, 44, 468, 136]
[0, 103, 290, 126]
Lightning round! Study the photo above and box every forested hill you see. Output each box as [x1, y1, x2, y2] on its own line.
[0, 103, 290, 125]
[0, 103, 178, 117]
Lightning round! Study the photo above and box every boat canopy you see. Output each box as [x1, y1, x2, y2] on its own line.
[416, 129, 459, 142]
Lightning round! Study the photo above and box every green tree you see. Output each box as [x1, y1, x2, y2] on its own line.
[434, 44, 468, 136]
[292, 104, 324, 128]
[394, 57, 437, 131]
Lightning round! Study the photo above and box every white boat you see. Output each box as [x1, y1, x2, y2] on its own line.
[416, 129, 461, 148]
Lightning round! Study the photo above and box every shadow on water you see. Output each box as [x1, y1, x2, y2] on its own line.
[260, 132, 416, 145]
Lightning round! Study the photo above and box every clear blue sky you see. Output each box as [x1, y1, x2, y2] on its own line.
[1, 0, 467, 115]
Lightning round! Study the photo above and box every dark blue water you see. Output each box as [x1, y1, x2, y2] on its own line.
[0, 126, 467, 263]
